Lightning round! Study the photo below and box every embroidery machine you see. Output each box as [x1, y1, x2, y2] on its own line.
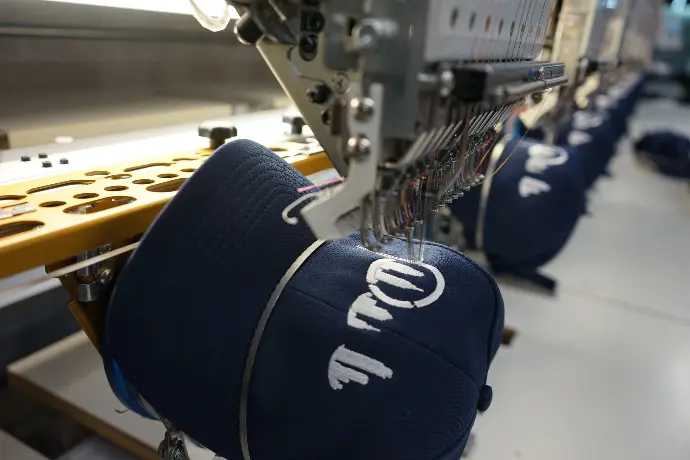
[0, 0, 659, 458]
[1, 0, 569, 331]
[521, 0, 660, 139]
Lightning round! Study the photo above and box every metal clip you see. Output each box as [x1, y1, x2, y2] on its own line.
[158, 420, 219, 460]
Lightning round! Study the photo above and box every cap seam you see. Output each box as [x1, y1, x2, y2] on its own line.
[287, 284, 483, 392]
[401, 238, 503, 370]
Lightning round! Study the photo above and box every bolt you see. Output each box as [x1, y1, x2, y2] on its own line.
[42, 161, 52, 168]
[21, 156, 30, 162]
[38, 153, 48, 159]
[439, 69, 456, 97]
[346, 136, 371, 159]
[353, 24, 379, 50]
[331, 73, 350, 94]
[307, 84, 332, 104]
[60, 158, 69, 165]
[98, 268, 114, 285]
[352, 18, 399, 52]
[350, 97, 375, 121]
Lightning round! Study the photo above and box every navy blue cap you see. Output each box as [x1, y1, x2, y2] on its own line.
[104, 140, 504, 460]
[451, 138, 586, 272]
[633, 131, 690, 179]
[519, 108, 619, 189]
[569, 110, 618, 186]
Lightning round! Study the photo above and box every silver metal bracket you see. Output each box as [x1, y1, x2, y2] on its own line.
[75, 245, 115, 303]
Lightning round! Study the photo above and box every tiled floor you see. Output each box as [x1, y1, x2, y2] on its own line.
[470, 99, 690, 460]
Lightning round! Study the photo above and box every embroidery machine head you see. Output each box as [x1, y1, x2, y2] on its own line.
[200, 0, 569, 260]
[519, 0, 659, 143]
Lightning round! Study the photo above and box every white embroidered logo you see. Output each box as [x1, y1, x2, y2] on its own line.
[573, 112, 604, 130]
[595, 95, 613, 110]
[328, 258, 446, 390]
[328, 345, 393, 390]
[366, 259, 445, 309]
[519, 176, 552, 198]
[568, 131, 592, 146]
[525, 144, 569, 175]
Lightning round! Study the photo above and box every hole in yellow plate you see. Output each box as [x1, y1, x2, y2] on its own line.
[173, 158, 196, 162]
[147, 178, 187, 193]
[27, 180, 95, 195]
[74, 193, 99, 199]
[64, 196, 136, 215]
[133, 179, 155, 185]
[158, 174, 178, 179]
[124, 163, 171, 172]
[85, 171, 110, 176]
[40, 201, 66, 208]
[181, 168, 196, 173]
[108, 174, 132, 180]
[105, 186, 128, 192]
[0, 195, 26, 205]
[0, 221, 44, 239]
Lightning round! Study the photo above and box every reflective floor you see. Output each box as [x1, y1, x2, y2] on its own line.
[471, 99, 690, 460]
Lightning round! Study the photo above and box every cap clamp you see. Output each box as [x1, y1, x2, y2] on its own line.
[239, 239, 327, 460]
[158, 420, 219, 460]
[154, 239, 327, 460]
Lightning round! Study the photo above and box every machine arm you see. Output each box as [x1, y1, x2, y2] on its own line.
[221, 0, 568, 256]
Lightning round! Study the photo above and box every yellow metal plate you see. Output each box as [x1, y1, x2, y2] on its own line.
[0, 142, 332, 279]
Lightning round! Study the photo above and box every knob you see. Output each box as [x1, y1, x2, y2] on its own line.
[282, 115, 306, 135]
[198, 122, 238, 150]
[234, 13, 263, 45]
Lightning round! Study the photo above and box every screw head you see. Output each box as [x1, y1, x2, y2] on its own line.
[98, 268, 114, 285]
[42, 161, 52, 168]
[349, 97, 375, 121]
[331, 73, 350, 94]
[439, 70, 456, 97]
[353, 23, 380, 50]
[307, 84, 332, 104]
[346, 136, 371, 159]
